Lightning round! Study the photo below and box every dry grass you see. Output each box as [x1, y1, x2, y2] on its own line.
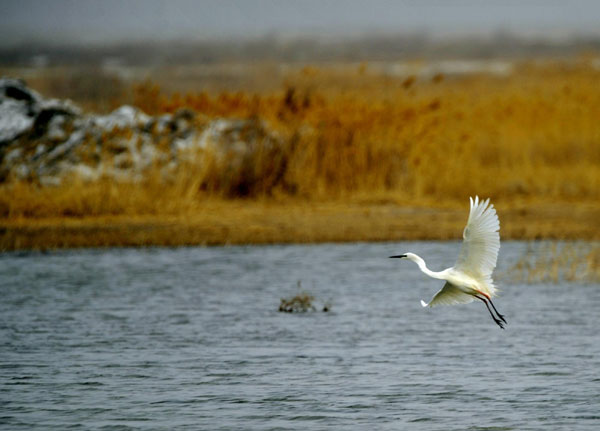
[126, 61, 600, 204]
[1, 200, 599, 251]
[504, 242, 600, 283]
[1, 59, 600, 248]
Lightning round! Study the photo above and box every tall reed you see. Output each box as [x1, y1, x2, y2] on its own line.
[2, 60, 600, 219]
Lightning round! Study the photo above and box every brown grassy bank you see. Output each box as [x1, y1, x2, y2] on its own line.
[1, 200, 599, 251]
[1, 59, 600, 249]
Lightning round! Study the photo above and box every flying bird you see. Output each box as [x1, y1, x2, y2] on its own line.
[390, 196, 506, 329]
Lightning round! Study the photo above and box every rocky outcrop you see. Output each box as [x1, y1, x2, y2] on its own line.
[0, 77, 284, 190]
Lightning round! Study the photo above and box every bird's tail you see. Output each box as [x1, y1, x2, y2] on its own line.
[420, 300, 429, 307]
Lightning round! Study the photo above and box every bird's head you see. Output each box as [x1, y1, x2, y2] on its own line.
[389, 252, 417, 261]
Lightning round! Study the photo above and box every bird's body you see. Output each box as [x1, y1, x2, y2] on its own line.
[390, 196, 506, 328]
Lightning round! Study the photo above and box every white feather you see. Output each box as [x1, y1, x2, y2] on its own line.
[423, 282, 475, 308]
[455, 195, 500, 279]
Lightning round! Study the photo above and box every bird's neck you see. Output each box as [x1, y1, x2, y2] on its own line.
[410, 254, 445, 279]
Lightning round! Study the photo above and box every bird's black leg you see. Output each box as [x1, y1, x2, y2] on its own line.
[472, 295, 504, 329]
[487, 298, 507, 325]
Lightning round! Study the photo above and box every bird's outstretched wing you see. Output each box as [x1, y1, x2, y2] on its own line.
[421, 282, 474, 307]
[454, 196, 500, 277]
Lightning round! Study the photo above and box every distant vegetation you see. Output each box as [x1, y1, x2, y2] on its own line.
[2, 33, 600, 66]
[502, 242, 600, 283]
[5, 59, 600, 208]
[1, 55, 599, 248]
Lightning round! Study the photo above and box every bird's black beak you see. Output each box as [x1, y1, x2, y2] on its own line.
[389, 254, 407, 258]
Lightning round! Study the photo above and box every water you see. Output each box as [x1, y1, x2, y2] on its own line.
[1, 242, 599, 430]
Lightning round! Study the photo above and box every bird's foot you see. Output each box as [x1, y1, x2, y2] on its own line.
[497, 313, 507, 325]
[494, 318, 505, 330]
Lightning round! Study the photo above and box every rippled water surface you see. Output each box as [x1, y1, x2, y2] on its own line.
[1, 242, 599, 430]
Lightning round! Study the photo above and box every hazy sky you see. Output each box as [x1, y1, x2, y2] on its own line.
[1, 0, 599, 46]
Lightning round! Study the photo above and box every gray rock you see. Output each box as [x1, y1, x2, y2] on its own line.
[46, 116, 68, 141]
[0, 99, 35, 144]
[33, 99, 81, 138]
[45, 130, 86, 163]
[0, 78, 284, 189]
[0, 77, 41, 105]
[0, 78, 42, 144]
[94, 105, 151, 131]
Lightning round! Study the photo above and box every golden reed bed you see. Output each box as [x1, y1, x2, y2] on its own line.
[1, 59, 599, 250]
[1, 201, 599, 251]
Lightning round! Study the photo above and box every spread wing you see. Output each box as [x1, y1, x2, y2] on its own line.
[454, 196, 500, 277]
[420, 282, 474, 307]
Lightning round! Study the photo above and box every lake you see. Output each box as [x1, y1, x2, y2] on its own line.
[1, 242, 599, 430]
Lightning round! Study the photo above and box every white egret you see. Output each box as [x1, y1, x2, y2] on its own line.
[390, 196, 506, 329]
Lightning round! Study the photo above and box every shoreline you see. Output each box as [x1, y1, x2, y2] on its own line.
[2, 201, 598, 251]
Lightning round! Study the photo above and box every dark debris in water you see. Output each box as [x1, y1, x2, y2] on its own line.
[279, 280, 330, 313]
[279, 293, 315, 313]
[279, 292, 330, 313]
